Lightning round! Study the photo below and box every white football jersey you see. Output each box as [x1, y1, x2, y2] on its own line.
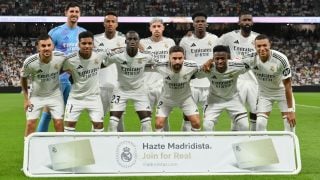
[179, 32, 218, 87]
[218, 30, 259, 82]
[198, 60, 249, 100]
[140, 37, 175, 86]
[155, 60, 200, 103]
[244, 50, 292, 97]
[21, 51, 65, 97]
[63, 51, 104, 99]
[94, 31, 126, 87]
[104, 51, 155, 90]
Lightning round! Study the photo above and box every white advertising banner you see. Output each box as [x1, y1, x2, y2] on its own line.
[23, 132, 301, 177]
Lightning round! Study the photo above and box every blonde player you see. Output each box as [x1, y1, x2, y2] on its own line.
[154, 45, 201, 132]
[218, 11, 259, 131]
[140, 17, 175, 131]
[21, 34, 65, 137]
[200, 45, 249, 131]
[94, 12, 126, 132]
[63, 31, 105, 132]
[179, 12, 218, 131]
[243, 34, 296, 132]
[105, 31, 156, 132]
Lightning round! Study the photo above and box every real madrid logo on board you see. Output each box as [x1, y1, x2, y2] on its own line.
[116, 141, 137, 168]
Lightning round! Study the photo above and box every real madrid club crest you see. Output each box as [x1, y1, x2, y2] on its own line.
[94, 59, 99, 64]
[138, 58, 143, 64]
[117, 42, 121, 47]
[54, 64, 59, 70]
[270, 65, 275, 72]
[164, 43, 168, 48]
[208, 40, 212, 46]
[116, 141, 137, 168]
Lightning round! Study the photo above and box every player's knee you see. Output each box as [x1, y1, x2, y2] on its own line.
[155, 118, 165, 129]
[26, 120, 37, 129]
[256, 113, 269, 131]
[203, 120, 214, 131]
[92, 122, 104, 129]
[234, 112, 249, 131]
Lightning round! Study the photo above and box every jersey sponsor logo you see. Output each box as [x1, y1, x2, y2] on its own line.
[191, 43, 196, 47]
[234, 40, 239, 44]
[76, 65, 84, 69]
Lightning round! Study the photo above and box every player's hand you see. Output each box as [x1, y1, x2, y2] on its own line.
[202, 59, 214, 73]
[287, 112, 296, 127]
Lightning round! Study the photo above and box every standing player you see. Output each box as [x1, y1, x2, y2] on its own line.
[105, 31, 156, 132]
[21, 34, 65, 137]
[218, 11, 259, 131]
[140, 17, 175, 131]
[63, 31, 105, 132]
[200, 45, 249, 131]
[179, 12, 218, 131]
[37, 2, 86, 132]
[244, 34, 296, 132]
[94, 12, 126, 132]
[154, 46, 201, 132]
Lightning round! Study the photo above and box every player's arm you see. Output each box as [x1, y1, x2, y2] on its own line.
[283, 77, 296, 127]
[20, 77, 31, 112]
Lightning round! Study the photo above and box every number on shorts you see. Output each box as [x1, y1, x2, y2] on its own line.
[69, 104, 73, 113]
[203, 104, 208, 113]
[27, 104, 34, 112]
[157, 101, 163, 109]
[111, 95, 120, 104]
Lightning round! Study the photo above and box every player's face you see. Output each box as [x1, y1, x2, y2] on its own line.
[193, 16, 207, 32]
[125, 33, 140, 49]
[239, 14, 253, 33]
[170, 52, 184, 72]
[213, 52, 228, 72]
[78, 37, 94, 57]
[37, 39, 54, 59]
[104, 15, 118, 33]
[255, 38, 271, 61]
[150, 22, 164, 38]
[65, 6, 81, 24]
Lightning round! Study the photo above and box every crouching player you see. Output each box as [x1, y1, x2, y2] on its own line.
[153, 45, 202, 132]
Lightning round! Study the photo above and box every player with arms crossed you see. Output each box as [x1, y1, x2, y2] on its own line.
[21, 34, 65, 137]
[218, 11, 259, 131]
[94, 12, 126, 132]
[37, 2, 86, 132]
[63, 31, 105, 132]
[179, 12, 218, 131]
[200, 45, 249, 131]
[154, 45, 201, 132]
[140, 17, 176, 131]
[105, 31, 156, 132]
[243, 34, 296, 132]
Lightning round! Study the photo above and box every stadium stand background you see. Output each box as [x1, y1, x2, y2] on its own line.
[0, 0, 319, 90]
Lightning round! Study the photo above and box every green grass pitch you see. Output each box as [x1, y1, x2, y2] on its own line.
[0, 92, 319, 179]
